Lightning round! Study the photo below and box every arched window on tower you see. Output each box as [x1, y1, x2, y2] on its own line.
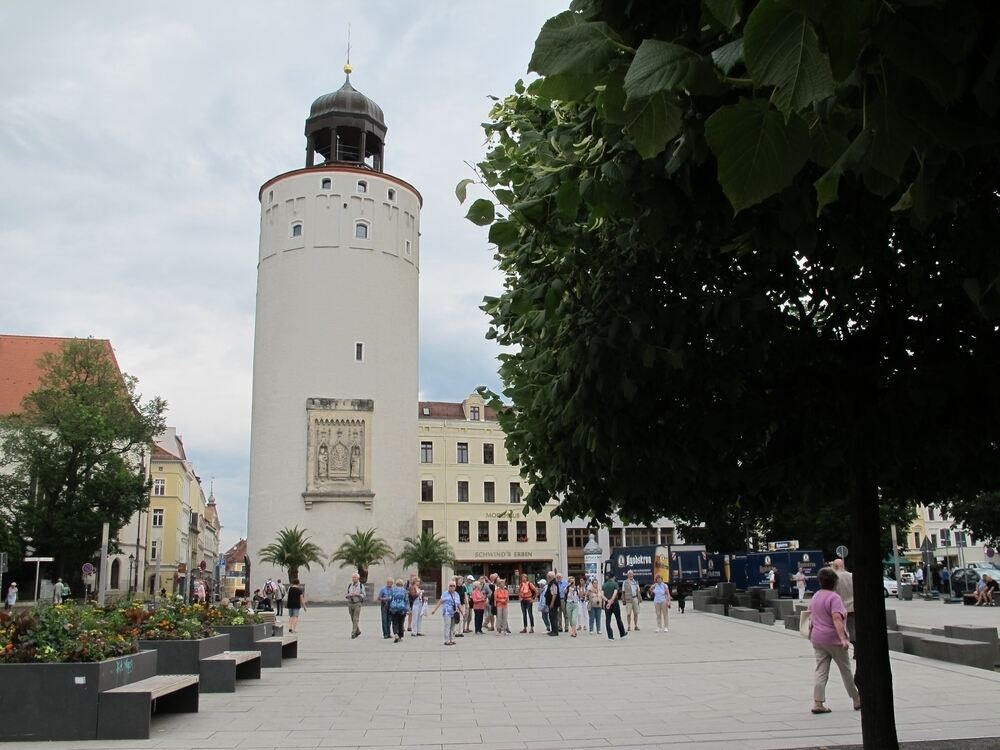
[291, 222, 303, 238]
[387, 188, 396, 202]
[355, 221, 370, 240]
[321, 177, 332, 190]
[356, 180, 368, 194]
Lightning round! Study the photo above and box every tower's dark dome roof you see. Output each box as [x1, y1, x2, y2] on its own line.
[309, 76, 385, 126]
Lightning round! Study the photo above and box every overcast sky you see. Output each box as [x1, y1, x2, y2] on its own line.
[0, 2, 564, 550]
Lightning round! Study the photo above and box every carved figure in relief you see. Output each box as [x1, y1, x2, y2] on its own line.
[331, 429, 350, 477]
[317, 443, 329, 478]
[350, 444, 361, 480]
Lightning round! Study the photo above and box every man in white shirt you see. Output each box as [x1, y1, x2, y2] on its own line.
[346, 573, 366, 639]
[830, 559, 855, 642]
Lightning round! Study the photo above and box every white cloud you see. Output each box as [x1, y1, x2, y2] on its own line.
[0, 0, 563, 549]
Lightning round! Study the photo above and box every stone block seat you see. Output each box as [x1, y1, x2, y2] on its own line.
[97, 674, 199, 740]
[901, 632, 995, 670]
[199, 650, 262, 693]
[257, 634, 298, 668]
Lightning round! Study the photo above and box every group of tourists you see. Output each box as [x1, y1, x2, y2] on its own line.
[249, 577, 305, 632]
[366, 569, 678, 646]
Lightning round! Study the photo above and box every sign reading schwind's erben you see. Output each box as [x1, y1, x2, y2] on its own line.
[303, 398, 375, 508]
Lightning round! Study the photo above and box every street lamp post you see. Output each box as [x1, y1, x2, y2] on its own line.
[127, 554, 135, 597]
[134, 449, 148, 595]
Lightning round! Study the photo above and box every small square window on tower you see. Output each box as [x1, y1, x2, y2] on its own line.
[321, 177, 332, 190]
[355, 222, 369, 240]
[356, 180, 368, 194]
[354, 342, 364, 362]
[291, 222, 303, 238]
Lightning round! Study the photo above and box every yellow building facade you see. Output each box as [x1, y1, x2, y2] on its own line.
[416, 393, 560, 586]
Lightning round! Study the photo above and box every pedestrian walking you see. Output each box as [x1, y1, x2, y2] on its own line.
[494, 578, 510, 634]
[622, 570, 642, 631]
[793, 570, 807, 601]
[565, 576, 580, 637]
[675, 587, 686, 613]
[345, 573, 366, 639]
[650, 575, 670, 632]
[603, 572, 627, 640]
[471, 581, 487, 633]
[389, 578, 409, 642]
[405, 573, 418, 632]
[274, 579, 285, 615]
[431, 579, 463, 645]
[410, 577, 426, 636]
[830, 559, 855, 644]
[264, 578, 279, 610]
[378, 576, 394, 639]
[4, 582, 16, 610]
[518, 573, 537, 633]
[587, 578, 604, 633]
[807, 567, 861, 714]
[545, 572, 561, 636]
[286, 580, 306, 633]
[53, 578, 64, 604]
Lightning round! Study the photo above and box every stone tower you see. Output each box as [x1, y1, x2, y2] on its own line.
[247, 66, 420, 600]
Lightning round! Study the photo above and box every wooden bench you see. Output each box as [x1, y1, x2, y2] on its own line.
[97, 674, 199, 739]
[257, 634, 298, 668]
[199, 650, 262, 693]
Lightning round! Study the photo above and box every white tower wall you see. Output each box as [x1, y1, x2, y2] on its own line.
[248, 165, 420, 601]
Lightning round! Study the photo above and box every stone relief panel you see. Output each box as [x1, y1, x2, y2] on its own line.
[304, 398, 374, 508]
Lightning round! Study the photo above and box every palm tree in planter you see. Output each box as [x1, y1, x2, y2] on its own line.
[396, 531, 456, 593]
[329, 528, 393, 584]
[258, 526, 326, 581]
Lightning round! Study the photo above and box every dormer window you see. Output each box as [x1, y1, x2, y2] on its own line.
[356, 180, 368, 194]
[470, 406, 480, 421]
[321, 177, 332, 190]
[291, 222, 303, 238]
[355, 221, 370, 240]
[387, 188, 396, 201]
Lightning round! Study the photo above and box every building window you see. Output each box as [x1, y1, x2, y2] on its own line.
[355, 221, 369, 239]
[150, 540, 159, 560]
[625, 527, 658, 546]
[421, 480, 433, 502]
[483, 443, 494, 464]
[153, 478, 166, 496]
[457, 442, 469, 464]
[421, 520, 434, 536]
[927, 506, 935, 521]
[458, 521, 470, 543]
[930, 533, 937, 548]
[291, 222, 303, 238]
[509, 482, 522, 503]
[470, 406, 480, 421]
[940, 528, 951, 546]
[268, 190, 273, 203]
[405, 240, 411, 255]
[516, 521, 527, 542]
[609, 529, 623, 548]
[954, 530, 967, 547]
[387, 188, 396, 201]
[152, 508, 164, 528]
[357, 180, 368, 194]
[536, 521, 547, 542]
[355, 342, 364, 362]
[478, 521, 490, 542]
[484, 481, 495, 503]
[420, 441, 433, 463]
[913, 532, 920, 549]
[566, 528, 589, 548]
[498, 521, 509, 542]
[660, 527, 675, 544]
[321, 177, 332, 190]
[457, 481, 469, 503]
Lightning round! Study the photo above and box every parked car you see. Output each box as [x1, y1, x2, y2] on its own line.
[949, 568, 1000, 595]
[883, 577, 898, 598]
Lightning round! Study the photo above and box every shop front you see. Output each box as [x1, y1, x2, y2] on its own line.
[454, 551, 554, 584]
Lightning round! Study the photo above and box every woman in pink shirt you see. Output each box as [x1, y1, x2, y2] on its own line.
[807, 567, 861, 714]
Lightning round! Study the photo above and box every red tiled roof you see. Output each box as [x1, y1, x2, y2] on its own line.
[151, 444, 180, 461]
[418, 400, 499, 421]
[224, 538, 247, 564]
[0, 334, 120, 417]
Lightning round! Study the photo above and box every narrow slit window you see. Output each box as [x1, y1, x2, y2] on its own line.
[387, 188, 396, 201]
[405, 240, 411, 255]
[268, 190, 273, 203]
[355, 342, 364, 362]
[355, 222, 369, 240]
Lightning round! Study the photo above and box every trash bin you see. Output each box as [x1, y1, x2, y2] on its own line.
[899, 583, 913, 601]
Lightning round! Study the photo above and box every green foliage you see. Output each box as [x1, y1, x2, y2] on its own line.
[328, 528, 392, 583]
[0, 339, 166, 581]
[0, 603, 137, 663]
[942, 494, 1000, 548]
[258, 526, 326, 582]
[395, 532, 456, 571]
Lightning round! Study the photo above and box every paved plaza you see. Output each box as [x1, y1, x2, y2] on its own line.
[8, 600, 1000, 750]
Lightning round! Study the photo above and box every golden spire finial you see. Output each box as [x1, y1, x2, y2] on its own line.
[344, 24, 352, 77]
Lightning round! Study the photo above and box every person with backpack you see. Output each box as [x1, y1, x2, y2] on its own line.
[388, 578, 409, 642]
[273, 579, 286, 615]
[518, 573, 537, 633]
[431, 579, 463, 645]
[263, 578, 277, 610]
[345, 573, 366, 639]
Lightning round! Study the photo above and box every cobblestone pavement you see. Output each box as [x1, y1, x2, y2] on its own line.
[7, 602, 999, 750]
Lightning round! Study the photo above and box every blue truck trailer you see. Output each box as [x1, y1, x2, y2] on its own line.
[727, 550, 825, 596]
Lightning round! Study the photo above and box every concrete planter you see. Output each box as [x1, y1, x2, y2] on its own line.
[0, 649, 157, 741]
[213, 623, 267, 650]
[137, 633, 229, 674]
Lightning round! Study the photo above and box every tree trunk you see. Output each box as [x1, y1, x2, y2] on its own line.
[359, 566, 369, 584]
[850, 474, 899, 750]
[289, 566, 299, 583]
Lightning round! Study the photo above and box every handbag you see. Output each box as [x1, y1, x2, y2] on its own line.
[452, 612, 461, 624]
[799, 610, 812, 639]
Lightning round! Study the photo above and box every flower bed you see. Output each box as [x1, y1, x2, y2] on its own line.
[0, 604, 137, 663]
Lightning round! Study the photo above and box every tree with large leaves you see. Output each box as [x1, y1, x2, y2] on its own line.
[328, 528, 392, 584]
[258, 526, 326, 582]
[462, 2, 1000, 748]
[396, 532, 456, 577]
[0, 339, 166, 585]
